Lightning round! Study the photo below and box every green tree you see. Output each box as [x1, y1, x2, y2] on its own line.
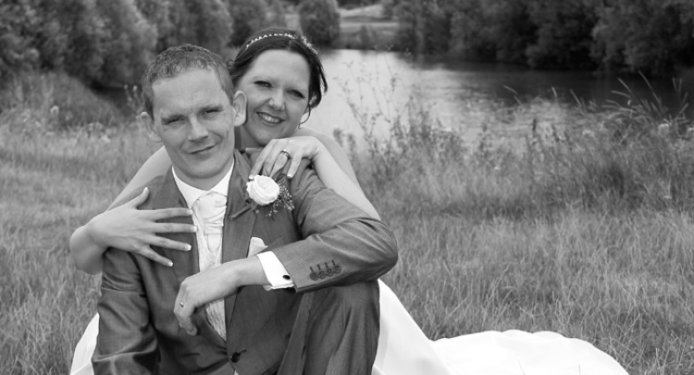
[266, 0, 287, 28]
[592, 0, 694, 74]
[525, 0, 597, 69]
[95, 0, 156, 86]
[0, 0, 42, 79]
[226, 0, 271, 47]
[299, 0, 341, 47]
[185, 0, 233, 52]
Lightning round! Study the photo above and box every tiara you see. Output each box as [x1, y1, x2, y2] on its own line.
[243, 32, 318, 55]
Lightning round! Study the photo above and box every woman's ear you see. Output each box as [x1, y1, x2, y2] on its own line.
[232, 91, 247, 127]
[140, 112, 161, 142]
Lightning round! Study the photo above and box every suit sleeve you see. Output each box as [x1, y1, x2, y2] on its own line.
[271, 161, 398, 292]
[92, 247, 158, 373]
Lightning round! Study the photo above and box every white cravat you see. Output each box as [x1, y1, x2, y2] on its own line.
[192, 191, 228, 339]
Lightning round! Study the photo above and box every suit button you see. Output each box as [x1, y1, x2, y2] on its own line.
[333, 265, 341, 274]
[318, 271, 326, 279]
[310, 273, 318, 281]
[231, 352, 241, 363]
[325, 268, 334, 276]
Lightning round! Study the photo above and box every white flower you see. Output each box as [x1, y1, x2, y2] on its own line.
[246, 175, 280, 206]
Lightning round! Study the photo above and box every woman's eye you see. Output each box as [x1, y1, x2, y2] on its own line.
[255, 81, 271, 88]
[289, 90, 306, 99]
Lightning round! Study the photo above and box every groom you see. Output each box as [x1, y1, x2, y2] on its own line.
[93, 45, 398, 374]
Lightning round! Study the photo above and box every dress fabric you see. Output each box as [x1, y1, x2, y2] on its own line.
[71, 281, 629, 375]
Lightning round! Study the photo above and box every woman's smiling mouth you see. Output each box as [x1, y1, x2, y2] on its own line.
[257, 112, 283, 125]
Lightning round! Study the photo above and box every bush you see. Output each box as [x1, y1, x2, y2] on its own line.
[299, 0, 341, 47]
[226, 0, 271, 47]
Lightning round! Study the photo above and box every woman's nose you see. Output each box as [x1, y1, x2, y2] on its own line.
[268, 91, 285, 111]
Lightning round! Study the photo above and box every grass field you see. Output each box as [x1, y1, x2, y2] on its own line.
[1, 72, 694, 374]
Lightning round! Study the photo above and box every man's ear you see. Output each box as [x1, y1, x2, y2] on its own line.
[140, 111, 161, 142]
[231, 91, 247, 127]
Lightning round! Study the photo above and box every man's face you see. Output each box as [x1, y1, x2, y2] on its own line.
[143, 68, 246, 190]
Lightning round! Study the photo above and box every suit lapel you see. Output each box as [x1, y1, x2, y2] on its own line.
[152, 170, 199, 286]
[223, 151, 258, 328]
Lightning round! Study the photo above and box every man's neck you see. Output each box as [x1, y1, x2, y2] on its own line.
[172, 159, 234, 208]
[172, 162, 233, 191]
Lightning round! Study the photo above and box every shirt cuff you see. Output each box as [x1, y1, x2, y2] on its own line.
[257, 252, 294, 291]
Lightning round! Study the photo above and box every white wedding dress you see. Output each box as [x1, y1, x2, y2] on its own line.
[71, 281, 629, 375]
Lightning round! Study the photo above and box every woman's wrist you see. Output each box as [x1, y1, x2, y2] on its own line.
[309, 140, 328, 162]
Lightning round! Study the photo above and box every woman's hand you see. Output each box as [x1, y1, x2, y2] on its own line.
[249, 136, 326, 178]
[87, 187, 196, 267]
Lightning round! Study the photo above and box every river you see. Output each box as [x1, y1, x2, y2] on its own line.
[100, 49, 694, 145]
[305, 49, 694, 144]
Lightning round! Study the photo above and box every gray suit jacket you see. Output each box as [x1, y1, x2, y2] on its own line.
[93, 150, 397, 375]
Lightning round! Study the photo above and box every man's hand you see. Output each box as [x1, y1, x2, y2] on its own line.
[173, 257, 269, 335]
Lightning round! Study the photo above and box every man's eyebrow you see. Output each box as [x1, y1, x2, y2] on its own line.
[200, 104, 223, 112]
[160, 113, 183, 123]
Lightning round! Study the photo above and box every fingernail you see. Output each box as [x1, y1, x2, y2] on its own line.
[190, 226, 197, 232]
[167, 261, 173, 267]
[288, 173, 294, 178]
[186, 209, 193, 215]
[185, 244, 191, 251]
[144, 187, 148, 192]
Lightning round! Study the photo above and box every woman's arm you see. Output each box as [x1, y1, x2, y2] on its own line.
[250, 130, 380, 220]
[70, 147, 193, 274]
[110, 147, 172, 207]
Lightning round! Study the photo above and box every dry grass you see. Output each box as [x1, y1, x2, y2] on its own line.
[1, 72, 694, 374]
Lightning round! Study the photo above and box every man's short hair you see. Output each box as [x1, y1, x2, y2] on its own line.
[142, 44, 235, 117]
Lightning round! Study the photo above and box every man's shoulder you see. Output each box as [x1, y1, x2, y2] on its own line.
[112, 174, 169, 209]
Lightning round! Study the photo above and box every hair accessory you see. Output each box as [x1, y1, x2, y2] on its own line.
[243, 32, 317, 55]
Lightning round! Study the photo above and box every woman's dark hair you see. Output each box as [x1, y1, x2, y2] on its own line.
[229, 28, 327, 110]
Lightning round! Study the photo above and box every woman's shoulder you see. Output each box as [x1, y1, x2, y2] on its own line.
[295, 128, 345, 154]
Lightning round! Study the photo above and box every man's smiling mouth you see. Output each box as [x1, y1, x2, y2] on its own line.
[190, 144, 215, 154]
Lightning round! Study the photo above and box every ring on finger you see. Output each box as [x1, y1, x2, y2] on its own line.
[280, 149, 290, 158]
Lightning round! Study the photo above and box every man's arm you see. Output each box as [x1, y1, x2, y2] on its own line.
[272, 161, 398, 292]
[93, 246, 158, 373]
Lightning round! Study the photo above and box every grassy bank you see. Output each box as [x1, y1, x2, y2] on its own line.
[1, 72, 694, 374]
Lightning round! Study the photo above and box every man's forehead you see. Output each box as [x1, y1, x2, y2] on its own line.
[151, 68, 226, 114]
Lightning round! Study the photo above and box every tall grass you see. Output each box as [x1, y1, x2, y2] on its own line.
[1, 71, 693, 374]
[345, 75, 694, 374]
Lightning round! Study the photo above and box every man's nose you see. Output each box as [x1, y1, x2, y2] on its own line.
[188, 117, 209, 140]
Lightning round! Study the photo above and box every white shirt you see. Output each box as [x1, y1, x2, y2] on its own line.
[171, 165, 294, 290]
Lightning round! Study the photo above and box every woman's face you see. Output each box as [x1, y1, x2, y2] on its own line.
[237, 49, 311, 147]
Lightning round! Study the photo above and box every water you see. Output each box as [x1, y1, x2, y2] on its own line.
[100, 49, 694, 143]
[306, 49, 694, 143]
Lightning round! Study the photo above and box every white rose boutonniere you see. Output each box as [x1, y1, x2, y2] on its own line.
[246, 175, 294, 217]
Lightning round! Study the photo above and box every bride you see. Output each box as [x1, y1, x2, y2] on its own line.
[69, 28, 629, 375]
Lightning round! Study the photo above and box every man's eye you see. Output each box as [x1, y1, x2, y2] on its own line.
[164, 118, 182, 125]
[255, 81, 271, 88]
[205, 109, 219, 114]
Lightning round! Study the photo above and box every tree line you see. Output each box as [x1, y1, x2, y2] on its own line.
[390, 0, 694, 75]
[3, 0, 692, 88]
[0, 0, 340, 87]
